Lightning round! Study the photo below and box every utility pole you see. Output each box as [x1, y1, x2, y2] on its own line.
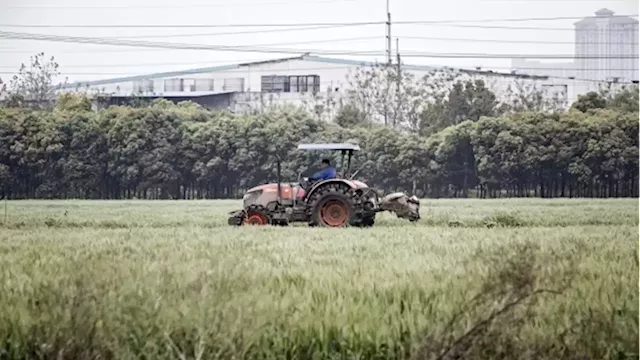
[394, 38, 400, 128]
[396, 38, 401, 76]
[383, 0, 392, 126]
[386, 0, 392, 65]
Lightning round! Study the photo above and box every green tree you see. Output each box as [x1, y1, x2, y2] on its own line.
[419, 78, 498, 136]
[334, 103, 369, 128]
[499, 80, 568, 113]
[571, 91, 607, 113]
[343, 62, 427, 129]
[55, 92, 92, 112]
[1, 52, 66, 110]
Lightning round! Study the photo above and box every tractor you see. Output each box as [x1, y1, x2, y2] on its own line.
[227, 143, 420, 227]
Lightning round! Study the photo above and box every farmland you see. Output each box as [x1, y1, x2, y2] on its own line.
[0, 198, 638, 359]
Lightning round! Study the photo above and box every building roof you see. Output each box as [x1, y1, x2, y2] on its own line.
[99, 91, 236, 98]
[574, 8, 639, 26]
[60, 53, 548, 90]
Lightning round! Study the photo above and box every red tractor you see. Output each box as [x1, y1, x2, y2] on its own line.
[227, 143, 420, 227]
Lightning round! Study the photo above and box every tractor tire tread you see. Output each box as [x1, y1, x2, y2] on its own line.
[308, 184, 357, 227]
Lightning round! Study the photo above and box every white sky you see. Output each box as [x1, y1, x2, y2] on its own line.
[0, 0, 637, 85]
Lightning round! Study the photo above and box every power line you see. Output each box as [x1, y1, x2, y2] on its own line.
[0, 48, 169, 53]
[400, 23, 638, 31]
[0, 21, 384, 29]
[397, 35, 639, 45]
[124, 36, 380, 49]
[3, 30, 639, 59]
[2, 0, 359, 9]
[397, 14, 638, 24]
[107, 25, 378, 39]
[1, 14, 636, 29]
[2, 36, 635, 55]
[0, 30, 381, 55]
[0, 39, 382, 69]
[400, 52, 639, 59]
[1, 63, 634, 74]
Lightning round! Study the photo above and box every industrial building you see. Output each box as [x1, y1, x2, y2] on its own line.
[57, 52, 609, 114]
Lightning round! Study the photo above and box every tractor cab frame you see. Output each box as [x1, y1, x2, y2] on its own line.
[296, 143, 360, 180]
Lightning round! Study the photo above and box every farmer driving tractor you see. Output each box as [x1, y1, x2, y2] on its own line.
[301, 158, 336, 190]
[309, 158, 336, 181]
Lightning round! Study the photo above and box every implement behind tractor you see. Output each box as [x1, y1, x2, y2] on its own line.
[227, 143, 420, 227]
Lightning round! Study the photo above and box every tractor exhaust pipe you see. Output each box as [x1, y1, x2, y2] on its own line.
[275, 154, 282, 205]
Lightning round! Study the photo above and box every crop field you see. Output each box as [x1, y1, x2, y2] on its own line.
[0, 198, 638, 359]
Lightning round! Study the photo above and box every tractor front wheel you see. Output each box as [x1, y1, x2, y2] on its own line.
[245, 212, 268, 225]
[243, 205, 271, 225]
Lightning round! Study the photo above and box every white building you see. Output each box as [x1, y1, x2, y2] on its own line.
[510, 9, 638, 99]
[574, 8, 639, 83]
[56, 53, 617, 114]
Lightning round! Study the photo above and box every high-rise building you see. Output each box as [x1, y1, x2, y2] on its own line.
[574, 9, 639, 82]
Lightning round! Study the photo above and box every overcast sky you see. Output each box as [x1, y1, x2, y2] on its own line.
[0, 0, 637, 85]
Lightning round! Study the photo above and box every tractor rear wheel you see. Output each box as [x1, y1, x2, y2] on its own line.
[311, 192, 354, 227]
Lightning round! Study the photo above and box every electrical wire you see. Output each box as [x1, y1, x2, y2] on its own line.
[398, 23, 638, 31]
[0, 48, 168, 53]
[2, 31, 638, 59]
[397, 36, 639, 45]
[1, 36, 635, 54]
[400, 15, 639, 23]
[110, 27, 378, 39]
[0, 21, 385, 29]
[3, 0, 359, 9]
[1, 14, 636, 29]
[0, 30, 380, 55]
[0, 59, 631, 71]
[398, 51, 639, 59]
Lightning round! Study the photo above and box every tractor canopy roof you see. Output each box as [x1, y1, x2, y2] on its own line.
[297, 143, 361, 151]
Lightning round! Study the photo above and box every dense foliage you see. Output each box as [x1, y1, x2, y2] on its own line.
[0, 88, 637, 199]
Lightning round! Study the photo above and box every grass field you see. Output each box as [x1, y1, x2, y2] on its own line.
[0, 198, 637, 359]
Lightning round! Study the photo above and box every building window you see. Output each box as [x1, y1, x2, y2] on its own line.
[133, 79, 154, 93]
[194, 79, 214, 91]
[261, 75, 289, 92]
[183, 79, 196, 91]
[261, 74, 320, 93]
[223, 78, 244, 91]
[164, 78, 214, 92]
[289, 75, 320, 93]
[164, 78, 183, 92]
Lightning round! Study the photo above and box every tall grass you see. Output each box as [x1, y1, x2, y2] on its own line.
[0, 199, 637, 359]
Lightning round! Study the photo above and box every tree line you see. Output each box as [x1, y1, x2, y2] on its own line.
[0, 53, 638, 199]
[0, 91, 637, 199]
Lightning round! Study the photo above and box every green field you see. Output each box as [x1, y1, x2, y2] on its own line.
[0, 199, 638, 359]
